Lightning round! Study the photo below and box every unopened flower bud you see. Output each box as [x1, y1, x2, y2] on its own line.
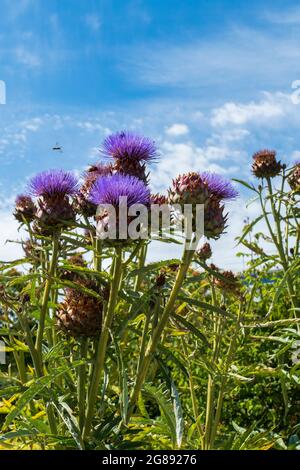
[196, 242, 212, 262]
[14, 195, 36, 223]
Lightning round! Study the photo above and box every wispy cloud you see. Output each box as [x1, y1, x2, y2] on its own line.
[211, 93, 284, 126]
[76, 120, 111, 133]
[165, 123, 189, 136]
[120, 27, 300, 92]
[211, 91, 300, 128]
[14, 45, 41, 67]
[264, 6, 300, 24]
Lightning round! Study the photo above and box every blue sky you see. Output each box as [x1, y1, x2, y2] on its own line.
[1, 0, 300, 267]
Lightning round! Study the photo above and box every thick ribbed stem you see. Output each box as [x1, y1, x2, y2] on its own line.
[181, 337, 204, 449]
[82, 247, 123, 441]
[127, 247, 194, 421]
[36, 235, 59, 356]
[209, 306, 242, 448]
[78, 338, 88, 432]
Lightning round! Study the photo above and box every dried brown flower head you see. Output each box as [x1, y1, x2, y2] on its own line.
[252, 149, 283, 178]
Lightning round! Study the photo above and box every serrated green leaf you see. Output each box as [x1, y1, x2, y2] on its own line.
[3, 360, 84, 429]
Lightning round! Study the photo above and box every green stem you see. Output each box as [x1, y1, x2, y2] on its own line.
[209, 305, 242, 448]
[11, 347, 26, 385]
[36, 235, 59, 356]
[134, 243, 147, 293]
[278, 355, 289, 424]
[18, 313, 43, 377]
[46, 403, 58, 435]
[94, 238, 102, 271]
[78, 338, 88, 432]
[181, 337, 204, 449]
[51, 288, 59, 346]
[259, 188, 280, 252]
[82, 246, 123, 441]
[127, 247, 195, 421]
[123, 241, 144, 269]
[136, 309, 152, 378]
[267, 178, 287, 266]
[9, 322, 26, 384]
[266, 178, 296, 307]
[204, 283, 219, 449]
[204, 376, 215, 449]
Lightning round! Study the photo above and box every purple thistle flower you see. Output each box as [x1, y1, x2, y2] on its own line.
[89, 174, 150, 207]
[201, 172, 238, 200]
[29, 170, 79, 198]
[101, 131, 158, 162]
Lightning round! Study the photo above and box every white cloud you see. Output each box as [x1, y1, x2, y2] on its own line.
[207, 129, 250, 144]
[77, 121, 111, 134]
[147, 196, 272, 273]
[165, 123, 189, 136]
[152, 139, 240, 191]
[291, 151, 300, 163]
[21, 117, 43, 132]
[14, 46, 41, 68]
[209, 198, 265, 272]
[0, 99, 294, 271]
[211, 96, 284, 127]
[0, 211, 24, 261]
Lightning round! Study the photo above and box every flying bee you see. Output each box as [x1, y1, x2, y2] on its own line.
[52, 142, 63, 152]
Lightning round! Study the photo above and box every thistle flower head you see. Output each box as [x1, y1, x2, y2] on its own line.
[28, 171, 78, 233]
[150, 193, 168, 205]
[89, 174, 150, 207]
[33, 197, 76, 235]
[155, 270, 167, 288]
[29, 170, 79, 199]
[201, 172, 238, 200]
[113, 158, 148, 182]
[57, 279, 104, 338]
[15, 194, 32, 205]
[60, 253, 86, 283]
[168, 172, 232, 240]
[74, 164, 113, 216]
[204, 198, 228, 239]
[288, 161, 300, 194]
[196, 242, 212, 261]
[84, 162, 113, 180]
[101, 131, 158, 163]
[14, 194, 36, 222]
[213, 270, 242, 298]
[168, 171, 237, 207]
[168, 172, 210, 206]
[252, 149, 283, 178]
